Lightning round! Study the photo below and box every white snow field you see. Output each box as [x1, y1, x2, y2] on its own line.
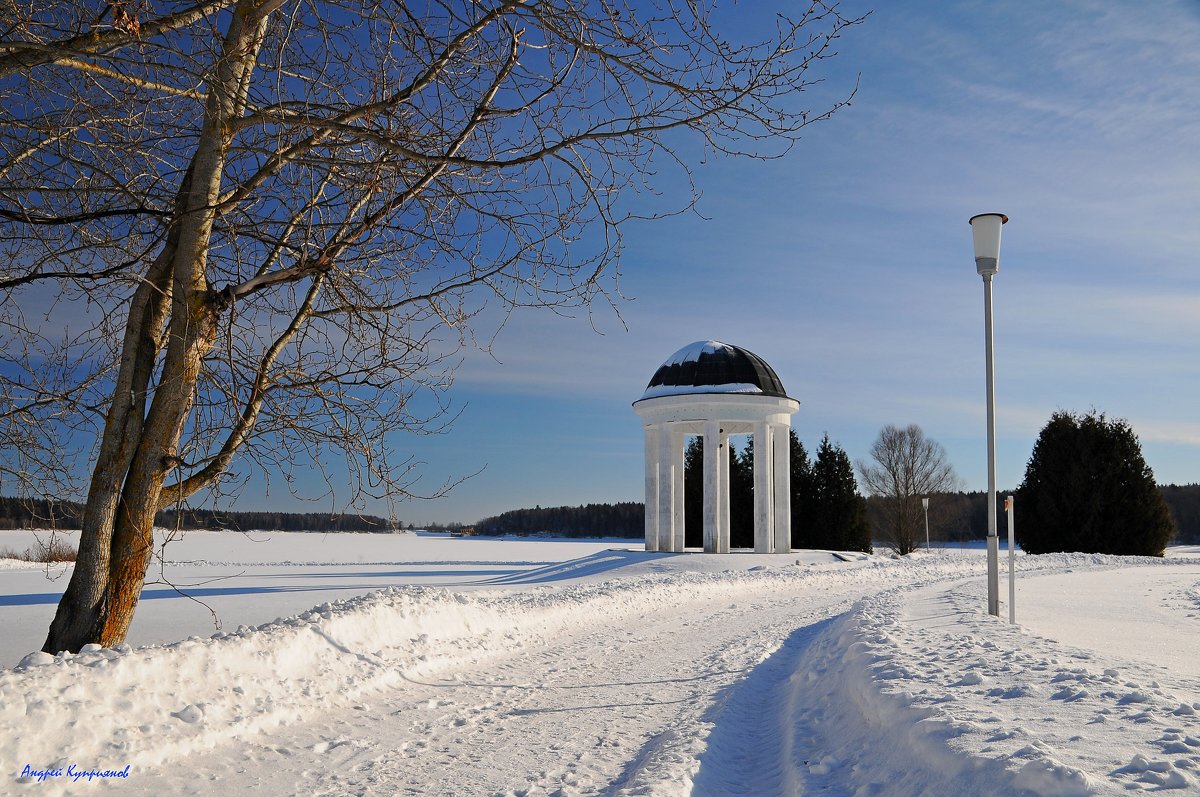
[2, 530, 1199, 796]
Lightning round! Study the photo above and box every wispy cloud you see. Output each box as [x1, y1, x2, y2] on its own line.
[393, 0, 1200, 519]
[1134, 420, 1200, 448]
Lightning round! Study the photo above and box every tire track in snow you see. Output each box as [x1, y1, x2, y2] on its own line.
[688, 616, 837, 796]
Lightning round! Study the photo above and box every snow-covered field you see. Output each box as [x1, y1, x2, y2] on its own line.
[2, 529, 1199, 795]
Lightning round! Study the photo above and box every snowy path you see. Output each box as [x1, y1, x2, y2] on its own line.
[117, 573, 871, 796]
[694, 562, 1200, 797]
[6, 546, 1200, 796]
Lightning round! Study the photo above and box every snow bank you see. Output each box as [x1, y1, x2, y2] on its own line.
[1, 555, 971, 784]
[820, 556, 1200, 795]
[2, 550, 1190, 794]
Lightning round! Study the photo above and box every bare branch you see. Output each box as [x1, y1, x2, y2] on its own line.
[0, 1, 233, 77]
[1, 0, 864, 652]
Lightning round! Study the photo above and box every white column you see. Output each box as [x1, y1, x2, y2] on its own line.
[719, 430, 731, 553]
[643, 426, 659, 552]
[657, 424, 675, 552]
[672, 429, 686, 552]
[753, 421, 772, 553]
[772, 422, 790, 553]
[703, 420, 720, 553]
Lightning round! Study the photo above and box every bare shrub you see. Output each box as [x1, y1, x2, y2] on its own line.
[0, 537, 78, 563]
[32, 536, 78, 562]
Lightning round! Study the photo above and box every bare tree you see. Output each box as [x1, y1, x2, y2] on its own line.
[1, 0, 863, 652]
[857, 424, 960, 555]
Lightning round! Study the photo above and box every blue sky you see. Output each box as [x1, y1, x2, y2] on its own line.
[267, 0, 1200, 524]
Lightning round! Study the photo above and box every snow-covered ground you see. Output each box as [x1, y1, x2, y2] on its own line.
[2, 529, 1199, 795]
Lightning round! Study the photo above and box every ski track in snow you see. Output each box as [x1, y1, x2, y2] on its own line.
[3, 548, 1200, 795]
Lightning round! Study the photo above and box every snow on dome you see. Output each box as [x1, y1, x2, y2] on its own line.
[638, 340, 789, 401]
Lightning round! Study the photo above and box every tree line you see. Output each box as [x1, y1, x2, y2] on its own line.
[475, 502, 644, 538]
[7, 481, 1195, 544]
[0, 496, 399, 533]
[1161, 484, 1200, 544]
[853, 415, 1200, 556]
[471, 478, 1200, 550]
[474, 432, 871, 551]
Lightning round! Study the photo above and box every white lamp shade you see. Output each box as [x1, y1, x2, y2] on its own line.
[969, 213, 1007, 259]
[969, 212, 1008, 275]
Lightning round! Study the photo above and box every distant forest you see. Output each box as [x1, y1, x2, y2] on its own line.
[1161, 485, 1200, 544]
[475, 502, 643, 538]
[0, 496, 400, 533]
[5, 484, 1198, 542]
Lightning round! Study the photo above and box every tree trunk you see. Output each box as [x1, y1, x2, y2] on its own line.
[98, 294, 221, 645]
[41, 245, 175, 652]
[41, 276, 223, 652]
[42, 0, 275, 653]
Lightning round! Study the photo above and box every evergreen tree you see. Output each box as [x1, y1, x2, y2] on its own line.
[810, 434, 872, 553]
[683, 436, 704, 548]
[730, 438, 754, 548]
[789, 431, 815, 548]
[1015, 410, 1175, 556]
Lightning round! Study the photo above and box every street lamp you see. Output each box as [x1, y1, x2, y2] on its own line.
[970, 212, 1007, 617]
[922, 497, 930, 549]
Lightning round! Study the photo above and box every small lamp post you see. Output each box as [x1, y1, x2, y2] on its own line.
[970, 212, 1008, 618]
[1005, 495, 1016, 624]
[922, 497, 930, 549]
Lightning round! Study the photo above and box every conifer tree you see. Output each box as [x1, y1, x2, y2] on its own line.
[810, 434, 872, 553]
[730, 438, 754, 548]
[683, 436, 704, 548]
[1016, 411, 1175, 556]
[789, 430, 815, 548]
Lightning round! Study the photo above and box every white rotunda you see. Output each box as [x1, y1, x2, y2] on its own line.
[633, 341, 799, 554]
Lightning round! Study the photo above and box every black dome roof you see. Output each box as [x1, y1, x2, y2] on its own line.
[640, 341, 789, 400]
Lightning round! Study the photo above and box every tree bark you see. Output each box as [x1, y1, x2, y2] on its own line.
[98, 292, 222, 644]
[41, 0, 276, 653]
[41, 200, 181, 652]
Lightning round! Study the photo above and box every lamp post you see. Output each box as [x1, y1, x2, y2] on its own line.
[970, 212, 1008, 618]
[922, 497, 930, 549]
